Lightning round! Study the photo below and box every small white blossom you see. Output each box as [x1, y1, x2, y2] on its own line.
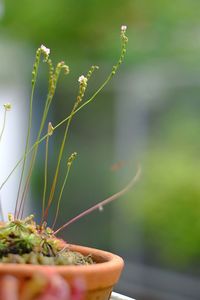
[40, 44, 50, 56]
[78, 75, 87, 84]
[121, 25, 127, 31]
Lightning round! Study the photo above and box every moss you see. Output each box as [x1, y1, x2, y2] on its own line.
[0, 215, 94, 265]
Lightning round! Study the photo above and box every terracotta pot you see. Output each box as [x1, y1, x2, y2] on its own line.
[0, 244, 124, 300]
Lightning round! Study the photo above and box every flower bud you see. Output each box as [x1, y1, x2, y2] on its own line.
[3, 103, 12, 111]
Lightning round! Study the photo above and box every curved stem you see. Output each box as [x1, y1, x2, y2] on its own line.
[54, 165, 141, 235]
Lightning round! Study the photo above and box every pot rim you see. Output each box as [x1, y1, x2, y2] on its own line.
[0, 244, 124, 289]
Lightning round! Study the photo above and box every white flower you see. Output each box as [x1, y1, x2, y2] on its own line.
[40, 44, 50, 56]
[78, 75, 87, 84]
[121, 25, 127, 31]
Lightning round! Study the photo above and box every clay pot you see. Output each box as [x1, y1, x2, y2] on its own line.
[0, 244, 124, 300]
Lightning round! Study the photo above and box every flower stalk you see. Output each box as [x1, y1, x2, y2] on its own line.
[52, 152, 77, 228]
[0, 26, 129, 229]
[0, 103, 11, 144]
[41, 122, 54, 222]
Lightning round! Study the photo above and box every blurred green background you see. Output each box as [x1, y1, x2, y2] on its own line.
[1, 0, 200, 298]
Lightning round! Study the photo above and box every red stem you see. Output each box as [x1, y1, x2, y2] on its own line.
[54, 165, 141, 235]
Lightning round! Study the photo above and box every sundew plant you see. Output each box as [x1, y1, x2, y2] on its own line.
[0, 26, 140, 265]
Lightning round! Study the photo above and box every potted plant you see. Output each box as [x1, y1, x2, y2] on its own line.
[0, 26, 139, 300]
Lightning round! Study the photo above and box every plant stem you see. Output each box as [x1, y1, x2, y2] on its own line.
[0, 29, 128, 194]
[17, 95, 52, 219]
[17, 61, 68, 219]
[52, 165, 71, 228]
[0, 109, 7, 144]
[14, 64, 38, 219]
[0, 196, 4, 221]
[41, 123, 53, 223]
[54, 165, 141, 235]
[0, 71, 113, 194]
[42, 135, 49, 220]
[43, 102, 77, 221]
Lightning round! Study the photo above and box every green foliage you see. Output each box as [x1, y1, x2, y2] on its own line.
[136, 151, 200, 267]
[2, 0, 200, 64]
[1, 0, 132, 60]
[0, 214, 93, 265]
[124, 108, 200, 270]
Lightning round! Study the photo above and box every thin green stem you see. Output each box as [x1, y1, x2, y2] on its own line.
[14, 76, 37, 218]
[54, 73, 114, 131]
[52, 165, 71, 229]
[42, 134, 50, 222]
[0, 73, 114, 193]
[0, 30, 127, 195]
[0, 109, 7, 143]
[0, 139, 41, 191]
[18, 62, 67, 219]
[43, 103, 76, 221]
[0, 72, 114, 194]
[17, 93, 53, 219]
[14, 48, 45, 219]
[0, 196, 4, 221]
